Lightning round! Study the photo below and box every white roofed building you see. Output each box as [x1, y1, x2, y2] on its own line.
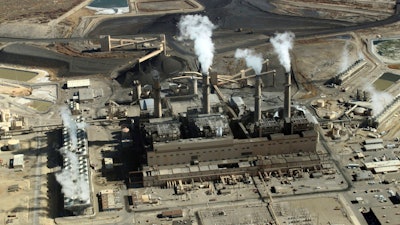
[67, 79, 91, 89]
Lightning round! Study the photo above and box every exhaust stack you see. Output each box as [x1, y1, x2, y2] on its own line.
[152, 74, 162, 118]
[192, 77, 198, 95]
[202, 72, 210, 114]
[254, 74, 262, 122]
[284, 72, 291, 119]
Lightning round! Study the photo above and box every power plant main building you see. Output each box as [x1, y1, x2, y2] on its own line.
[129, 66, 320, 187]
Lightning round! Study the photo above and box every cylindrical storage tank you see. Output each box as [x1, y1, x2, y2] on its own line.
[354, 107, 366, 115]
[8, 139, 20, 150]
[316, 99, 325, 108]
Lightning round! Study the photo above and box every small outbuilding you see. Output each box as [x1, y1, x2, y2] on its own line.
[13, 154, 24, 169]
[354, 171, 374, 181]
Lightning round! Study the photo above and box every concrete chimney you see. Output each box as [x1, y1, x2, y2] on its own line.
[284, 72, 291, 119]
[192, 77, 198, 95]
[202, 72, 210, 114]
[240, 70, 247, 86]
[134, 80, 142, 100]
[254, 74, 262, 122]
[152, 74, 162, 118]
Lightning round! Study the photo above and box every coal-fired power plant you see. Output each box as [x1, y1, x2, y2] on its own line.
[132, 64, 318, 187]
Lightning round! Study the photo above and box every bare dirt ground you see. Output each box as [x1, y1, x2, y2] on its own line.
[270, 0, 396, 23]
[0, 0, 86, 24]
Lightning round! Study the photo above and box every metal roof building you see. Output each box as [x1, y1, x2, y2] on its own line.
[364, 160, 400, 170]
[364, 138, 383, 145]
[363, 143, 384, 151]
[78, 88, 94, 102]
[13, 154, 24, 169]
[369, 205, 400, 225]
[67, 79, 91, 88]
[373, 166, 398, 173]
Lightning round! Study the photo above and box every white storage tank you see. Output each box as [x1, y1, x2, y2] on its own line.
[8, 139, 20, 150]
[354, 107, 366, 115]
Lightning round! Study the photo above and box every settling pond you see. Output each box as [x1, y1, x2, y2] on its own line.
[0, 67, 38, 82]
[373, 72, 400, 91]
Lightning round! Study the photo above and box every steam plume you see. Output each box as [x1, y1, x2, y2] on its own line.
[234, 48, 263, 75]
[56, 149, 90, 202]
[364, 83, 393, 116]
[178, 14, 216, 74]
[339, 41, 350, 73]
[60, 106, 77, 149]
[270, 32, 295, 72]
[57, 106, 90, 203]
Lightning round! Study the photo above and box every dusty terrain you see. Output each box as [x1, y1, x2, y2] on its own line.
[270, 0, 396, 23]
[0, 0, 86, 23]
[0, 0, 397, 38]
[0, 1, 399, 225]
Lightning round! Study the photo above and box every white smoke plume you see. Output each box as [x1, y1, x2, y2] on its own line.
[57, 106, 90, 203]
[56, 148, 90, 202]
[270, 32, 295, 72]
[60, 106, 77, 149]
[339, 41, 350, 73]
[364, 83, 394, 116]
[234, 48, 264, 75]
[178, 14, 216, 74]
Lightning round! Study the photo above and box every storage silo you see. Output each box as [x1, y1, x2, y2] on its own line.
[8, 139, 20, 150]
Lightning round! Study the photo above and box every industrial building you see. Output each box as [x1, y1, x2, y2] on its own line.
[12, 154, 24, 169]
[363, 160, 400, 173]
[66, 79, 91, 89]
[367, 205, 400, 225]
[0, 109, 28, 133]
[130, 67, 320, 187]
[98, 189, 122, 212]
[369, 95, 400, 128]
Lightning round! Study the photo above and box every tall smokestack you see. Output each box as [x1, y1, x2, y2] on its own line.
[255, 74, 262, 122]
[284, 72, 291, 119]
[202, 72, 210, 114]
[192, 77, 198, 95]
[152, 73, 162, 118]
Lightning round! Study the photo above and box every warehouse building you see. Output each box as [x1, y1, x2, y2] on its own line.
[363, 160, 400, 173]
[368, 205, 400, 225]
[67, 79, 91, 89]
